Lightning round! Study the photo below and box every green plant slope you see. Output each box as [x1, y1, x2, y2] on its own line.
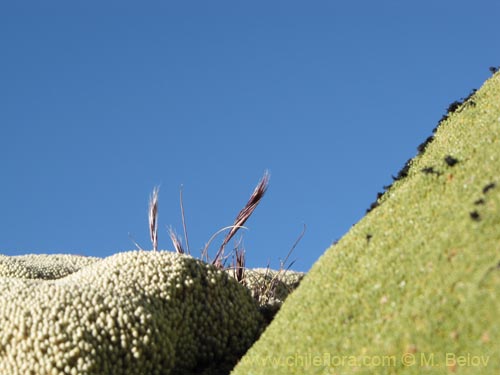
[232, 72, 500, 375]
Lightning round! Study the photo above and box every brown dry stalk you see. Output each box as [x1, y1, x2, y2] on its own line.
[149, 186, 160, 251]
[201, 225, 247, 264]
[179, 185, 191, 255]
[280, 223, 306, 271]
[168, 226, 185, 254]
[250, 224, 305, 303]
[128, 233, 144, 251]
[234, 245, 246, 283]
[212, 170, 270, 265]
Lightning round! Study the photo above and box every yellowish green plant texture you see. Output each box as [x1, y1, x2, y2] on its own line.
[232, 72, 500, 375]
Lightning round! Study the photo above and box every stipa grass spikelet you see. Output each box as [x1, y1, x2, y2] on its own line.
[149, 186, 160, 251]
[145, 171, 298, 291]
[233, 243, 246, 283]
[142, 171, 304, 324]
[201, 225, 248, 266]
[168, 226, 185, 254]
[212, 170, 270, 266]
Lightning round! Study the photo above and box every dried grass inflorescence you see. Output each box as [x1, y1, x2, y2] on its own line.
[212, 171, 270, 267]
[167, 226, 185, 255]
[145, 170, 303, 317]
[147, 171, 270, 269]
[148, 186, 159, 251]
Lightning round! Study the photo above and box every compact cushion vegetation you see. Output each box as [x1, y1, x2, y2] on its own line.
[0, 251, 264, 375]
[232, 72, 500, 375]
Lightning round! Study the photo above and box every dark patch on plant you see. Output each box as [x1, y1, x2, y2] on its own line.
[470, 183, 496, 218]
[444, 155, 459, 167]
[365, 84, 477, 214]
[417, 135, 435, 154]
[482, 182, 496, 194]
[447, 100, 462, 114]
[366, 234, 373, 243]
[392, 158, 412, 181]
[452, 89, 477, 112]
[366, 192, 385, 213]
[366, 201, 379, 213]
[436, 89, 477, 128]
[421, 166, 442, 176]
[259, 305, 280, 326]
[470, 211, 481, 221]
[474, 198, 485, 206]
[489, 66, 499, 74]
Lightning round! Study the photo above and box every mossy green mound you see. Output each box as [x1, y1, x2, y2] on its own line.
[0, 251, 264, 375]
[232, 73, 500, 375]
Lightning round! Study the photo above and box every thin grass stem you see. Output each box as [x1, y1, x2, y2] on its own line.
[179, 185, 191, 255]
[202, 225, 248, 263]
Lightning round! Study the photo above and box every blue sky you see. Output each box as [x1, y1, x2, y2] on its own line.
[1, 1, 499, 272]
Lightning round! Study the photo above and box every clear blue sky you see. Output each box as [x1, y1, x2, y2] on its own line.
[1, 1, 499, 272]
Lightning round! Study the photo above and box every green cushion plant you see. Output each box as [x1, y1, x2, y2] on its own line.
[231, 71, 500, 375]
